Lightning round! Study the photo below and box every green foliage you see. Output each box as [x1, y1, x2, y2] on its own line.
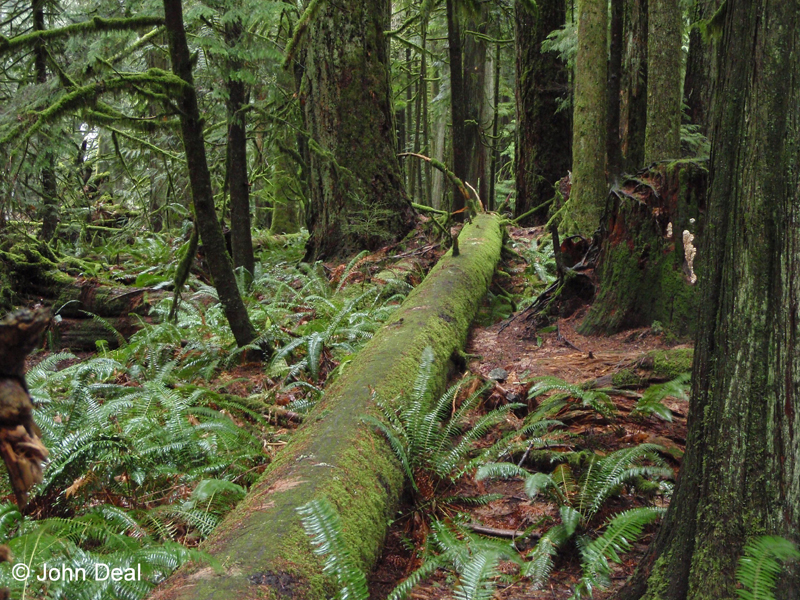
[631, 373, 690, 421]
[528, 376, 616, 419]
[736, 536, 800, 600]
[297, 498, 369, 600]
[366, 347, 523, 495]
[0, 502, 213, 600]
[478, 444, 671, 595]
[573, 507, 664, 598]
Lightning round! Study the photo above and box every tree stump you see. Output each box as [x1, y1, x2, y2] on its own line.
[579, 163, 706, 336]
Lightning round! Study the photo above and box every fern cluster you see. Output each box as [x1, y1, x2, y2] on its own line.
[478, 444, 671, 597]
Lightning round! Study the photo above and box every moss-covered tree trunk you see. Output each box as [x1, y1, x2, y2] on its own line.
[513, 0, 570, 225]
[607, 0, 624, 177]
[150, 214, 505, 600]
[446, 0, 467, 216]
[643, 0, 682, 163]
[33, 0, 58, 241]
[683, 0, 722, 135]
[225, 19, 255, 277]
[571, 0, 608, 234]
[302, 0, 413, 259]
[163, 0, 258, 348]
[620, 0, 648, 171]
[614, 2, 800, 599]
[579, 164, 705, 336]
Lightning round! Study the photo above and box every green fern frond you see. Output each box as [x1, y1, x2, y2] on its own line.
[335, 250, 369, 294]
[575, 507, 664, 596]
[528, 377, 615, 418]
[454, 549, 502, 600]
[475, 462, 528, 481]
[297, 498, 369, 600]
[736, 536, 800, 600]
[631, 373, 690, 421]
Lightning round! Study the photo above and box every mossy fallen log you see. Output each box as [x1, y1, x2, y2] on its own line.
[0, 239, 169, 348]
[150, 213, 505, 600]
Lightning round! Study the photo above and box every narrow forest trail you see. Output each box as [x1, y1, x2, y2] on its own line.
[368, 225, 692, 600]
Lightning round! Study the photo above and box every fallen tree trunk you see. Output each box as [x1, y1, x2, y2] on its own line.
[0, 240, 172, 349]
[150, 213, 504, 600]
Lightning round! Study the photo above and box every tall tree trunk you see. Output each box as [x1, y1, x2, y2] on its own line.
[644, 0, 682, 163]
[463, 8, 489, 203]
[607, 0, 624, 177]
[446, 0, 467, 216]
[302, 0, 413, 259]
[33, 0, 58, 241]
[570, 0, 608, 234]
[620, 0, 648, 171]
[513, 0, 570, 225]
[162, 0, 258, 348]
[488, 40, 501, 211]
[224, 19, 255, 276]
[614, 2, 800, 599]
[683, 0, 722, 135]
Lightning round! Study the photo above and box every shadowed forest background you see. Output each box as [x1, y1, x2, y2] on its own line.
[0, 0, 798, 600]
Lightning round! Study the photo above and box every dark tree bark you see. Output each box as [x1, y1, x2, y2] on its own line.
[162, 0, 258, 348]
[33, 0, 58, 241]
[614, 2, 800, 599]
[462, 7, 489, 203]
[571, 0, 608, 234]
[644, 0, 682, 163]
[513, 0, 571, 225]
[620, 0, 648, 172]
[683, 0, 722, 135]
[446, 0, 467, 216]
[579, 164, 705, 336]
[607, 0, 624, 177]
[302, 0, 413, 259]
[224, 19, 255, 276]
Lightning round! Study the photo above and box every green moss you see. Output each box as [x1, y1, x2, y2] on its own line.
[647, 348, 693, 379]
[612, 368, 641, 387]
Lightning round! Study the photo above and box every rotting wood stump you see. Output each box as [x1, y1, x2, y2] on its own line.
[150, 213, 505, 600]
[579, 163, 706, 337]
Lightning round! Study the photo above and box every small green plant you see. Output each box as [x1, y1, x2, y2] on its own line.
[297, 498, 368, 600]
[298, 499, 522, 600]
[631, 373, 690, 421]
[528, 376, 616, 419]
[366, 347, 523, 510]
[478, 444, 672, 597]
[736, 536, 800, 600]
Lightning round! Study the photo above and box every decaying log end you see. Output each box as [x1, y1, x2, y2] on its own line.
[0, 308, 51, 508]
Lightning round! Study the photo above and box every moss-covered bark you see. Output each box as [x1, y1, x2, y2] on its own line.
[620, 0, 648, 171]
[149, 214, 504, 600]
[614, 2, 800, 598]
[571, 0, 608, 234]
[302, 0, 414, 259]
[643, 0, 682, 163]
[225, 19, 255, 277]
[683, 0, 722, 135]
[513, 0, 571, 225]
[579, 164, 705, 337]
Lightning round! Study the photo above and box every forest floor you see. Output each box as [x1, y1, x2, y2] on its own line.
[14, 223, 691, 600]
[367, 225, 691, 600]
